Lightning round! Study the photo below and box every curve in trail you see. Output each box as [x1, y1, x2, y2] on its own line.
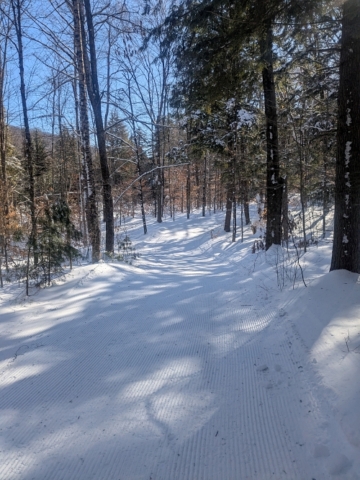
[0, 220, 338, 479]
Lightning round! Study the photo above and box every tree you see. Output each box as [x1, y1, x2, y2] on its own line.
[82, 0, 114, 253]
[72, 0, 101, 261]
[37, 199, 81, 286]
[155, 0, 330, 248]
[10, 0, 37, 262]
[330, 0, 360, 273]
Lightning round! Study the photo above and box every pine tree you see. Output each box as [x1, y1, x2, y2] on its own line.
[36, 200, 81, 286]
[155, 0, 320, 248]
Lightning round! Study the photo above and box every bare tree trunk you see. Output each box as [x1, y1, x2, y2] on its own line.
[104, 24, 111, 131]
[331, 0, 360, 272]
[128, 82, 147, 235]
[299, 130, 307, 252]
[82, 0, 114, 253]
[11, 0, 37, 263]
[282, 176, 289, 247]
[261, 23, 283, 249]
[239, 136, 250, 225]
[232, 196, 236, 242]
[72, 75, 88, 245]
[0, 34, 9, 273]
[186, 164, 191, 219]
[202, 154, 206, 216]
[72, 0, 100, 262]
[322, 143, 328, 239]
[232, 157, 236, 242]
[240, 201, 244, 243]
[224, 182, 232, 232]
[155, 121, 163, 223]
[0, 53, 6, 186]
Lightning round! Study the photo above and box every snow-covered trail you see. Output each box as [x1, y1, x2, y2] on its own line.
[0, 214, 357, 479]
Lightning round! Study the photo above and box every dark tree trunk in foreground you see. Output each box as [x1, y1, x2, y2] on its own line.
[83, 0, 114, 253]
[261, 23, 283, 249]
[331, 0, 360, 273]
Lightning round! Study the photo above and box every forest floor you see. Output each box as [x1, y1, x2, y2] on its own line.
[0, 207, 359, 480]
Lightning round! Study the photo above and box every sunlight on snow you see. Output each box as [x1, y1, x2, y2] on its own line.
[0, 364, 47, 387]
[122, 357, 202, 399]
[311, 308, 360, 395]
[160, 316, 184, 326]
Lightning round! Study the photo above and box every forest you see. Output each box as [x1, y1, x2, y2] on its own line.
[1, 2, 360, 478]
[0, 0, 359, 291]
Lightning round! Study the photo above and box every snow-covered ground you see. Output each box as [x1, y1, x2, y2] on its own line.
[0, 208, 359, 480]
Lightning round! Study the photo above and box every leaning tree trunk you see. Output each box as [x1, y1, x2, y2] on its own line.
[331, 0, 360, 273]
[82, 0, 114, 253]
[72, 0, 100, 262]
[260, 23, 283, 249]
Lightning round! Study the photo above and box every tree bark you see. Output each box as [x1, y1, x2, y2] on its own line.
[155, 120, 163, 223]
[82, 0, 114, 253]
[299, 130, 307, 252]
[224, 181, 232, 232]
[260, 23, 283, 249]
[282, 176, 289, 246]
[186, 164, 191, 219]
[331, 0, 360, 273]
[72, 0, 100, 262]
[202, 154, 206, 216]
[0, 41, 9, 273]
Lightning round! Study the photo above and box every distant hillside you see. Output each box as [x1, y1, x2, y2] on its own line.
[8, 125, 59, 156]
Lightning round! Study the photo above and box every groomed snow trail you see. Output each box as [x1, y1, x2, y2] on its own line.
[0, 215, 355, 479]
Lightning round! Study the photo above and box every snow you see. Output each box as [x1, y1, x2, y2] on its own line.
[236, 109, 254, 127]
[0, 209, 359, 479]
[346, 109, 352, 127]
[345, 142, 352, 166]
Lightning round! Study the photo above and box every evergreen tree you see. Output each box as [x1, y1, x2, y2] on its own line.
[154, 0, 325, 248]
[36, 200, 81, 285]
